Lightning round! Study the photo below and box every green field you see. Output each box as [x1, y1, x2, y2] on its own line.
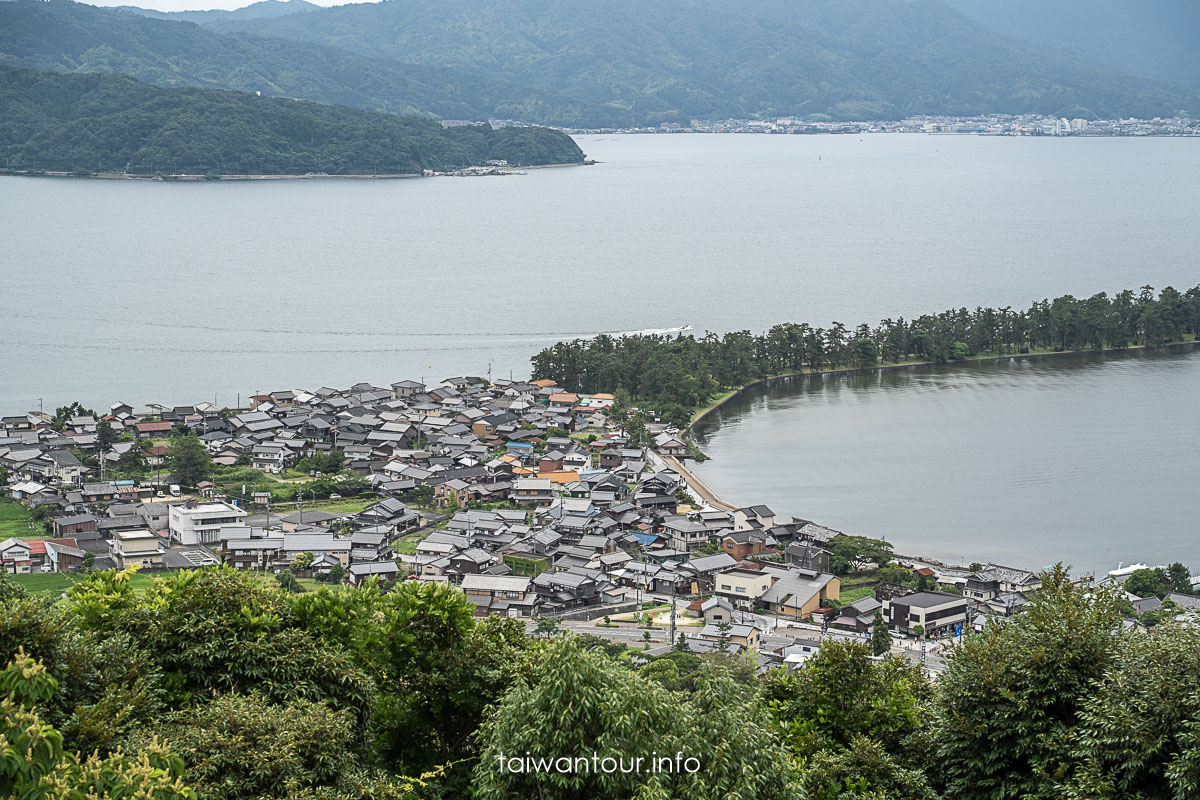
[839, 584, 877, 604]
[0, 498, 39, 539]
[9, 568, 325, 596]
[394, 532, 424, 556]
[305, 497, 373, 514]
[9, 571, 159, 595]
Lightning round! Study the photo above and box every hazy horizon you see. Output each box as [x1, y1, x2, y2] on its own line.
[79, 0, 365, 11]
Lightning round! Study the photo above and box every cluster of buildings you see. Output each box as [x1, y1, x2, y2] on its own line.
[6, 371, 1159, 673]
[562, 114, 1200, 137]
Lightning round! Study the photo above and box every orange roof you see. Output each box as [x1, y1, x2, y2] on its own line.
[549, 393, 579, 403]
[539, 470, 580, 484]
[498, 454, 518, 463]
[590, 393, 615, 400]
[511, 466, 535, 475]
[530, 379, 558, 388]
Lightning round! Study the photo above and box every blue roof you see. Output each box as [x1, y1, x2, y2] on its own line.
[631, 532, 659, 546]
[506, 442, 533, 450]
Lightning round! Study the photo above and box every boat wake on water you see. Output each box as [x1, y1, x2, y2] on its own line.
[608, 324, 694, 336]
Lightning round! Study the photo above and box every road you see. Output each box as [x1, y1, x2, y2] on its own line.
[648, 450, 736, 512]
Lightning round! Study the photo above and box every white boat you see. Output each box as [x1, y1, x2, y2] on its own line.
[1107, 562, 1154, 578]
[619, 323, 693, 336]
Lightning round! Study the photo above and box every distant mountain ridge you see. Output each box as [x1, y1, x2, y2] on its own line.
[208, 0, 1200, 121]
[2, 0, 1196, 126]
[116, 0, 319, 25]
[0, 0, 618, 127]
[0, 63, 585, 174]
[943, 0, 1200, 89]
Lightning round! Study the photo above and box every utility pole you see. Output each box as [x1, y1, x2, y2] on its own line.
[669, 582, 677, 645]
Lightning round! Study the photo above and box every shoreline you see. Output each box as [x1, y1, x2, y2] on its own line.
[0, 161, 588, 182]
[686, 338, 1200, 435]
[679, 337, 1200, 575]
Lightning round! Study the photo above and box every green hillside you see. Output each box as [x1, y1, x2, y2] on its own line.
[943, 0, 1200, 89]
[0, 65, 584, 175]
[214, 0, 1200, 122]
[0, 0, 617, 127]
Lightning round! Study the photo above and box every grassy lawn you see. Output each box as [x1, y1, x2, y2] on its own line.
[11, 569, 332, 597]
[10, 571, 160, 595]
[304, 498, 373, 514]
[394, 532, 424, 556]
[0, 498, 39, 540]
[689, 389, 738, 424]
[244, 570, 322, 591]
[839, 584, 877, 604]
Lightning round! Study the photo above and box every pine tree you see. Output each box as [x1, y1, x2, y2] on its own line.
[871, 609, 891, 656]
[167, 432, 211, 488]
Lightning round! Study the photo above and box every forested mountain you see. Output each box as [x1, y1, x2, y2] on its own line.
[943, 0, 1200, 89]
[0, 0, 616, 127]
[117, 0, 319, 25]
[212, 0, 1200, 122]
[0, 65, 584, 175]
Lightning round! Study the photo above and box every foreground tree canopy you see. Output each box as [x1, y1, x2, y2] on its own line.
[1, 565, 1197, 799]
[0, 64, 584, 176]
[531, 285, 1200, 406]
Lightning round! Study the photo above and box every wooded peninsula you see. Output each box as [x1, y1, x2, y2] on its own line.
[530, 285, 1200, 413]
[0, 65, 584, 177]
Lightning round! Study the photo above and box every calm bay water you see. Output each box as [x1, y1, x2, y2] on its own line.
[2, 133, 1198, 567]
[2, 133, 1198, 412]
[691, 346, 1200, 575]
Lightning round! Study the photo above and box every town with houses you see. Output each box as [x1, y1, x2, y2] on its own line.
[3, 374, 1198, 674]
[555, 113, 1200, 137]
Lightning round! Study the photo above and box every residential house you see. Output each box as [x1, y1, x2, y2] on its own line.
[348, 560, 400, 586]
[782, 541, 832, 572]
[883, 590, 969, 637]
[52, 513, 97, 539]
[733, 505, 776, 532]
[662, 516, 712, 553]
[677, 553, 738, 593]
[653, 432, 688, 457]
[700, 596, 735, 624]
[698, 621, 762, 651]
[251, 443, 289, 474]
[963, 565, 1043, 602]
[714, 567, 775, 609]
[460, 574, 539, 617]
[721, 530, 772, 561]
[168, 501, 248, 546]
[220, 528, 284, 571]
[512, 478, 555, 507]
[758, 566, 841, 620]
[532, 569, 601, 612]
[278, 532, 350, 568]
[110, 529, 163, 569]
[133, 421, 173, 438]
[831, 596, 883, 633]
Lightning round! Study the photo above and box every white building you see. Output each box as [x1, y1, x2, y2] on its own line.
[110, 529, 163, 569]
[169, 501, 248, 546]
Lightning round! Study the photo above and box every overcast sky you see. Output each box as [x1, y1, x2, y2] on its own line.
[81, 0, 368, 12]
